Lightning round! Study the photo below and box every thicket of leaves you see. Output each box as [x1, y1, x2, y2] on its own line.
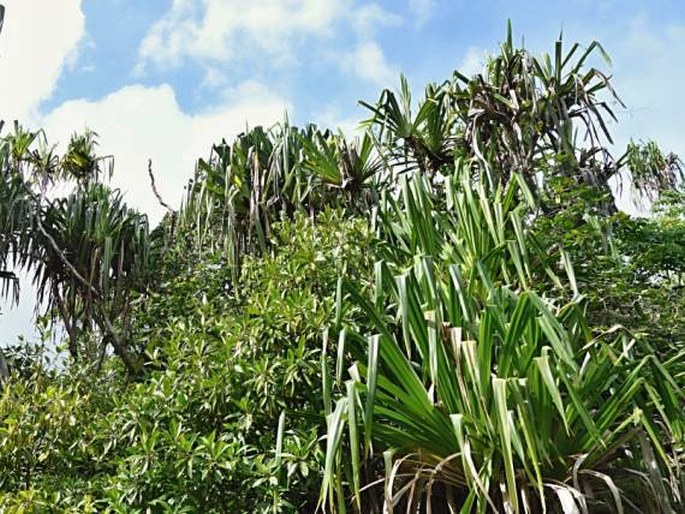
[0, 212, 377, 512]
[1, 25, 684, 513]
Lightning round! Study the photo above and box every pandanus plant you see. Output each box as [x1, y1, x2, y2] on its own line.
[0, 124, 151, 373]
[321, 168, 684, 512]
[449, 23, 622, 197]
[362, 23, 682, 214]
[300, 129, 386, 205]
[174, 119, 388, 282]
[31, 183, 150, 370]
[175, 122, 312, 281]
[360, 75, 457, 179]
[0, 131, 28, 304]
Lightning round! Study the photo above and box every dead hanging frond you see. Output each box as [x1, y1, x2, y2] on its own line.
[0, 270, 19, 306]
[620, 139, 684, 205]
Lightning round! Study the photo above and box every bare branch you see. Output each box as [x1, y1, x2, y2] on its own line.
[148, 159, 174, 214]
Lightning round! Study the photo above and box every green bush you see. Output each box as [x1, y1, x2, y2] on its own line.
[0, 210, 376, 512]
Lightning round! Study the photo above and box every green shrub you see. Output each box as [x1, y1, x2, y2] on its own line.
[0, 210, 376, 513]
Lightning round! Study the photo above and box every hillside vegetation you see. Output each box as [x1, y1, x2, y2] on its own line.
[0, 26, 684, 513]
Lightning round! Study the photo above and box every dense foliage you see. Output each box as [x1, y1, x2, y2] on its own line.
[1, 26, 684, 513]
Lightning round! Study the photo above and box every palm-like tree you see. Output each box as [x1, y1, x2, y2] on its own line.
[361, 75, 457, 179]
[32, 183, 149, 370]
[362, 23, 682, 214]
[300, 130, 386, 205]
[0, 124, 150, 373]
[0, 123, 52, 305]
[174, 119, 388, 282]
[449, 24, 622, 196]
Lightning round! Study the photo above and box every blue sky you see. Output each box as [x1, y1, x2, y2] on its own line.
[45, 1, 685, 125]
[1, 0, 685, 341]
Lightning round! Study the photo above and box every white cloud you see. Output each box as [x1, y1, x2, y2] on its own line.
[137, 0, 346, 72]
[459, 46, 486, 77]
[200, 66, 230, 90]
[352, 3, 402, 36]
[42, 81, 292, 225]
[341, 41, 398, 88]
[407, 0, 436, 28]
[314, 103, 363, 138]
[137, 0, 402, 93]
[0, 0, 86, 124]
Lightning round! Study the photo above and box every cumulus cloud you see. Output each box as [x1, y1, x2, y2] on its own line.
[352, 3, 402, 36]
[137, 0, 346, 71]
[42, 81, 292, 225]
[458, 46, 487, 77]
[137, 0, 402, 94]
[341, 41, 398, 87]
[0, 0, 86, 124]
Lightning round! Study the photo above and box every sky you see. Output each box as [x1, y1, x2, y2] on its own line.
[1, 0, 685, 342]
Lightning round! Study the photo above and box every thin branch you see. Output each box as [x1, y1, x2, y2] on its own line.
[0, 352, 8, 381]
[96, 305, 140, 375]
[53, 286, 79, 358]
[148, 159, 174, 214]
